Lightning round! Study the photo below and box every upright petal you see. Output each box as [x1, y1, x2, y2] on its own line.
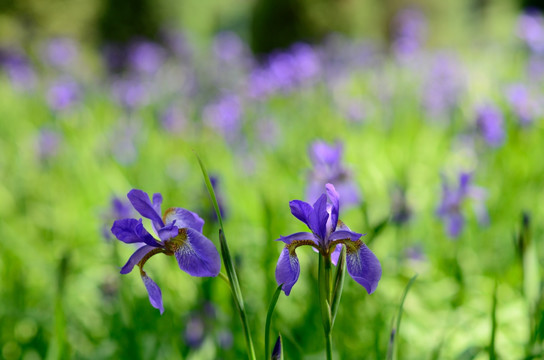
[275, 247, 300, 296]
[127, 189, 165, 228]
[142, 274, 164, 314]
[308, 194, 329, 240]
[289, 200, 313, 226]
[120, 245, 155, 274]
[152, 193, 163, 215]
[163, 207, 205, 233]
[326, 183, 340, 232]
[346, 241, 382, 294]
[174, 228, 221, 277]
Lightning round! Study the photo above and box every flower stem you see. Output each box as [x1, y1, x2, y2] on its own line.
[319, 255, 334, 360]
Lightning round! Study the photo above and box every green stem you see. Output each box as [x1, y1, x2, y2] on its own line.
[319, 255, 333, 360]
[264, 285, 283, 359]
[195, 153, 256, 360]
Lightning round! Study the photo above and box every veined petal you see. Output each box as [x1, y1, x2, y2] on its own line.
[308, 194, 329, 239]
[120, 245, 155, 274]
[158, 224, 179, 241]
[329, 229, 363, 242]
[326, 183, 340, 232]
[276, 232, 316, 245]
[142, 274, 164, 314]
[174, 228, 220, 277]
[275, 247, 300, 296]
[289, 200, 313, 227]
[163, 207, 204, 233]
[345, 241, 382, 294]
[127, 189, 165, 228]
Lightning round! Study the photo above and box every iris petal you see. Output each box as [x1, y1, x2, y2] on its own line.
[346, 242, 382, 294]
[163, 207, 205, 232]
[276, 232, 316, 245]
[142, 274, 164, 314]
[174, 228, 220, 277]
[127, 189, 165, 228]
[111, 218, 144, 243]
[289, 200, 313, 227]
[120, 245, 155, 274]
[329, 229, 363, 242]
[326, 183, 340, 232]
[308, 194, 329, 239]
[275, 247, 300, 296]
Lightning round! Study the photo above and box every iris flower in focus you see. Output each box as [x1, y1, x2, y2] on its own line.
[275, 184, 381, 295]
[111, 189, 221, 314]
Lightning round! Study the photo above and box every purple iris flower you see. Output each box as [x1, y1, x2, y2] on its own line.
[475, 103, 505, 147]
[111, 189, 221, 314]
[127, 41, 166, 75]
[437, 172, 488, 238]
[505, 83, 541, 126]
[392, 8, 427, 61]
[306, 140, 361, 207]
[0, 51, 36, 91]
[517, 10, 544, 54]
[47, 78, 80, 111]
[43, 38, 78, 69]
[275, 184, 381, 295]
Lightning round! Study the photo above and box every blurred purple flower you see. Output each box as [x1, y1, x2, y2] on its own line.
[160, 104, 187, 133]
[43, 38, 78, 69]
[111, 189, 221, 314]
[0, 51, 36, 91]
[475, 103, 505, 147]
[102, 196, 135, 240]
[505, 83, 541, 125]
[391, 185, 411, 225]
[517, 10, 544, 54]
[203, 95, 242, 141]
[36, 129, 61, 160]
[247, 43, 320, 98]
[437, 172, 488, 238]
[184, 313, 206, 348]
[47, 78, 80, 111]
[213, 31, 246, 64]
[128, 41, 166, 74]
[275, 184, 381, 295]
[111, 76, 147, 110]
[306, 140, 361, 207]
[422, 54, 465, 118]
[392, 8, 427, 60]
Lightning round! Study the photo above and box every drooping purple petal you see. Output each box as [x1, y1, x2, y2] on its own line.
[446, 212, 464, 238]
[277, 232, 316, 245]
[142, 274, 164, 314]
[163, 207, 205, 232]
[111, 218, 161, 247]
[308, 194, 329, 240]
[326, 183, 340, 232]
[289, 200, 313, 226]
[127, 189, 165, 228]
[275, 247, 300, 296]
[346, 243, 382, 294]
[120, 245, 155, 274]
[174, 228, 221, 277]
